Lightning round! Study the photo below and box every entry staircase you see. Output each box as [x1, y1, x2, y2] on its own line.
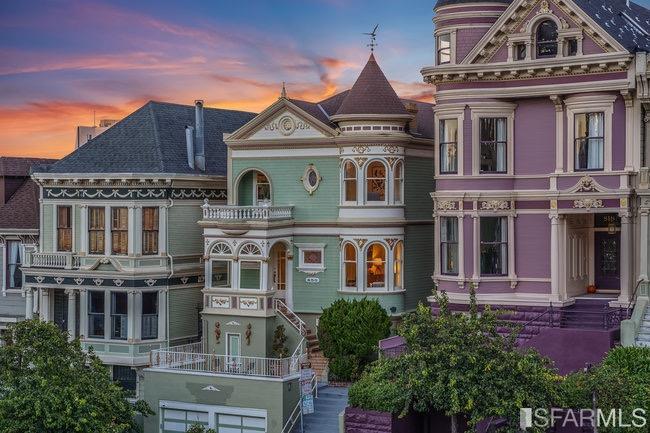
[635, 305, 650, 347]
[274, 299, 329, 382]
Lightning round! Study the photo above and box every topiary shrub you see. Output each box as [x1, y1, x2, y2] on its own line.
[317, 298, 391, 381]
[272, 325, 289, 358]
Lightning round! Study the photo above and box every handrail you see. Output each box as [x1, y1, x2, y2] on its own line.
[627, 279, 647, 317]
[520, 306, 554, 329]
[281, 400, 302, 433]
[274, 299, 307, 337]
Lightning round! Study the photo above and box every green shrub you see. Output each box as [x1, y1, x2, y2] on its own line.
[348, 357, 408, 413]
[317, 298, 391, 381]
[272, 325, 289, 358]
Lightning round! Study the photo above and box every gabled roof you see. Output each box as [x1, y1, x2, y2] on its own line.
[573, 0, 650, 52]
[0, 157, 56, 177]
[334, 54, 410, 117]
[0, 179, 40, 230]
[435, 0, 511, 7]
[36, 101, 256, 176]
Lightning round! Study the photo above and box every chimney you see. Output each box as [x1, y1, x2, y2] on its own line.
[405, 102, 418, 133]
[194, 100, 206, 171]
[185, 126, 195, 169]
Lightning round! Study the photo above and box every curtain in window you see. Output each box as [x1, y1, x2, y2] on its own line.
[344, 243, 357, 288]
[344, 161, 357, 202]
[588, 113, 604, 170]
[440, 217, 459, 275]
[7, 241, 22, 288]
[480, 217, 508, 276]
[495, 118, 507, 172]
[439, 119, 458, 173]
[366, 243, 386, 288]
[57, 206, 72, 251]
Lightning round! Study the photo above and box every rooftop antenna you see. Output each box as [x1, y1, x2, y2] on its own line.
[363, 24, 379, 52]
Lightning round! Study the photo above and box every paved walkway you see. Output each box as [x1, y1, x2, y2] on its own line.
[300, 386, 349, 433]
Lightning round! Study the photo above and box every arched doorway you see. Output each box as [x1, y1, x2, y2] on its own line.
[269, 242, 291, 305]
[236, 170, 271, 206]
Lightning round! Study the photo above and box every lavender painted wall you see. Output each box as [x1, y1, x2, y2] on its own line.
[515, 214, 551, 280]
[514, 98, 556, 175]
[456, 27, 492, 63]
[612, 95, 626, 170]
[582, 35, 606, 55]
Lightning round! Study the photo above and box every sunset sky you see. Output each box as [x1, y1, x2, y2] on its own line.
[1, 0, 649, 159]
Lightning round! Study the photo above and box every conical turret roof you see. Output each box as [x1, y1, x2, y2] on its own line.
[334, 53, 409, 117]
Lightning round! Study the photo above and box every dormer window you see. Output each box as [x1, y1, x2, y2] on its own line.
[566, 38, 578, 57]
[437, 33, 451, 65]
[515, 43, 527, 61]
[536, 20, 558, 58]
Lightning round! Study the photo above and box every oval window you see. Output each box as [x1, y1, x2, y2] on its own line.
[302, 164, 321, 195]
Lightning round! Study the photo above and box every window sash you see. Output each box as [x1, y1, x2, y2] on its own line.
[479, 118, 507, 173]
[88, 291, 104, 338]
[88, 207, 105, 254]
[141, 292, 158, 340]
[393, 242, 403, 289]
[574, 112, 605, 171]
[343, 244, 357, 288]
[111, 208, 128, 255]
[111, 292, 128, 340]
[142, 207, 159, 255]
[211, 260, 231, 288]
[440, 218, 459, 275]
[480, 217, 508, 276]
[366, 244, 386, 289]
[366, 163, 387, 202]
[239, 261, 261, 290]
[437, 34, 451, 64]
[394, 162, 403, 203]
[343, 162, 357, 202]
[57, 206, 72, 252]
[6, 241, 22, 289]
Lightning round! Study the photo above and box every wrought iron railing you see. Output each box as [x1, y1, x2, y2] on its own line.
[149, 342, 306, 378]
[202, 204, 294, 222]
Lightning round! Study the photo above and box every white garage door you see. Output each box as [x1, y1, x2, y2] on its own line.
[160, 401, 267, 433]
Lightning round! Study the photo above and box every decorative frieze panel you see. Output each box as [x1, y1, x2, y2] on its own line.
[24, 274, 203, 288]
[239, 297, 259, 310]
[210, 296, 230, 309]
[573, 198, 603, 209]
[480, 200, 510, 211]
[43, 187, 226, 201]
[437, 200, 457, 211]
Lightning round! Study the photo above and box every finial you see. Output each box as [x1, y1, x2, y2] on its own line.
[363, 24, 379, 52]
[280, 81, 287, 99]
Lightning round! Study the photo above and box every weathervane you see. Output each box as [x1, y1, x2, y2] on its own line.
[363, 24, 379, 52]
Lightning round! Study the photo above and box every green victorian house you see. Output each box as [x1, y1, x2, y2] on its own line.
[142, 54, 434, 433]
[20, 101, 256, 397]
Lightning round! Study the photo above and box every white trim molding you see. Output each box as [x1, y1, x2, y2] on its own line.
[470, 102, 517, 176]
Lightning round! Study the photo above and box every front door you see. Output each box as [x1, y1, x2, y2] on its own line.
[274, 248, 287, 296]
[594, 231, 620, 290]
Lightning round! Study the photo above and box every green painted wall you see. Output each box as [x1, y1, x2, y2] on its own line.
[403, 224, 434, 310]
[404, 156, 434, 221]
[168, 287, 202, 340]
[204, 314, 274, 358]
[167, 205, 203, 256]
[142, 369, 299, 433]
[238, 171, 254, 206]
[290, 236, 340, 314]
[42, 204, 54, 252]
[232, 157, 339, 222]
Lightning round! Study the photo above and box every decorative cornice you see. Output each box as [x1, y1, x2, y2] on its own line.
[42, 187, 226, 201]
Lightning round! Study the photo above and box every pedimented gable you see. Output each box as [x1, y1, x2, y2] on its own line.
[226, 98, 336, 142]
[465, 0, 626, 65]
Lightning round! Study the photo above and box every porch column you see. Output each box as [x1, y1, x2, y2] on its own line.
[286, 250, 294, 309]
[640, 209, 649, 282]
[40, 289, 50, 321]
[619, 214, 633, 303]
[79, 205, 88, 255]
[127, 205, 136, 256]
[157, 289, 167, 341]
[472, 212, 480, 283]
[550, 215, 561, 302]
[103, 291, 111, 340]
[127, 290, 136, 342]
[457, 214, 465, 285]
[24, 288, 34, 319]
[66, 289, 76, 340]
[134, 291, 143, 341]
[78, 289, 88, 339]
[550, 95, 564, 173]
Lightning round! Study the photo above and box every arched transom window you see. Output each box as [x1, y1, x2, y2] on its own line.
[366, 161, 387, 202]
[366, 243, 386, 289]
[210, 242, 233, 256]
[536, 20, 558, 58]
[239, 243, 262, 256]
[343, 242, 357, 289]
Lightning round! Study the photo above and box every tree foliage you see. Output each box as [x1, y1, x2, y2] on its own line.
[317, 298, 391, 381]
[0, 319, 150, 433]
[272, 325, 289, 358]
[349, 288, 560, 433]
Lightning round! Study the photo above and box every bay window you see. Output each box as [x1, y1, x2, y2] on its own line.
[479, 118, 507, 173]
[440, 217, 459, 275]
[111, 207, 128, 255]
[239, 261, 261, 290]
[111, 292, 128, 340]
[366, 161, 386, 202]
[536, 20, 558, 58]
[88, 291, 105, 338]
[366, 243, 386, 289]
[343, 243, 357, 289]
[393, 161, 403, 204]
[480, 217, 508, 276]
[439, 118, 458, 174]
[142, 207, 159, 255]
[343, 161, 357, 202]
[88, 207, 105, 254]
[575, 112, 604, 171]
[141, 292, 158, 340]
[437, 33, 451, 65]
[6, 241, 22, 289]
[57, 206, 72, 252]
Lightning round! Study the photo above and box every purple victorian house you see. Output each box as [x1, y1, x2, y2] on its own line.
[416, 0, 650, 369]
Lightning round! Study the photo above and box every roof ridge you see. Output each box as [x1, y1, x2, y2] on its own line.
[147, 101, 166, 173]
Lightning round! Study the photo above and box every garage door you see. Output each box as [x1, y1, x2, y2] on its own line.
[160, 401, 267, 433]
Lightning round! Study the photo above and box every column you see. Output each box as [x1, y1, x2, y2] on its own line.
[550, 216, 560, 302]
[79, 205, 88, 255]
[40, 289, 50, 321]
[621, 91, 634, 171]
[550, 95, 564, 173]
[127, 205, 136, 256]
[24, 288, 34, 319]
[104, 206, 111, 256]
[472, 212, 480, 282]
[66, 289, 76, 340]
[1, 242, 6, 295]
[79, 289, 88, 339]
[157, 289, 167, 341]
[619, 214, 633, 303]
[286, 251, 294, 309]
[457, 214, 465, 285]
[639, 209, 649, 282]
[134, 291, 143, 340]
[127, 290, 136, 342]
[158, 206, 167, 255]
[104, 290, 111, 340]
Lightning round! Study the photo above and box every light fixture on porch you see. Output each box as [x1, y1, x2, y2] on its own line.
[607, 221, 617, 235]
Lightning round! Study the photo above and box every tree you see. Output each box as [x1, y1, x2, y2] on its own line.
[0, 319, 150, 433]
[317, 298, 391, 381]
[349, 288, 560, 433]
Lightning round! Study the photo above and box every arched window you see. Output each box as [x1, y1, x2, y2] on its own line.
[343, 243, 357, 289]
[393, 241, 403, 290]
[393, 161, 404, 204]
[239, 242, 262, 256]
[343, 161, 357, 202]
[255, 172, 271, 205]
[210, 242, 233, 256]
[366, 243, 386, 289]
[536, 20, 558, 58]
[366, 161, 386, 202]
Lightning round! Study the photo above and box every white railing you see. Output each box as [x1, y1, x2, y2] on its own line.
[25, 251, 80, 269]
[202, 204, 294, 222]
[149, 342, 306, 378]
[274, 299, 307, 337]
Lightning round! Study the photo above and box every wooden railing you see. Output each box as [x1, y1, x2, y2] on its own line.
[202, 204, 293, 222]
[149, 341, 306, 378]
[24, 251, 80, 269]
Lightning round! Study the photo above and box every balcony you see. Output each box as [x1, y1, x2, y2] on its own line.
[24, 251, 80, 269]
[202, 204, 293, 223]
[149, 342, 305, 378]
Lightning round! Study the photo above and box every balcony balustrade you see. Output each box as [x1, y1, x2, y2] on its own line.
[202, 204, 293, 222]
[24, 251, 80, 269]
